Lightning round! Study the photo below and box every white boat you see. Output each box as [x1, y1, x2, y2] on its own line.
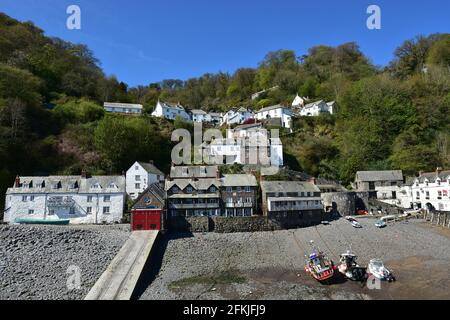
[375, 220, 387, 228]
[338, 250, 367, 281]
[367, 259, 395, 282]
[351, 220, 362, 228]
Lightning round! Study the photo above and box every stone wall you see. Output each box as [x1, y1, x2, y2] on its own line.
[424, 210, 450, 228]
[167, 209, 329, 233]
[321, 192, 369, 216]
[166, 216, 210, 233]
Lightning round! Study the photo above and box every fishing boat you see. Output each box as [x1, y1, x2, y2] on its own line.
[367, 259, 395, 282]
[338, 250, 367, 281]
[304, 241, 335, 282]
[14, 218, 70, 226]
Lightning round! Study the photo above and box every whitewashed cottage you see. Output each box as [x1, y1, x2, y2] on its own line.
[255, 105, 294, 129]
[126, 161, 165, 200]
[299, 100, 335, 116]
[4, 173, 126, 224]
[221, 107, 253, 125]
[151, 100, 191, 121]
[411, 168, 450, 212]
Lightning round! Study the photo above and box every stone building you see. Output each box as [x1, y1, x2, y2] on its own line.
[165, 166, 222, 217]
[131, 182, 166, 231]
[260, 181, 323, 219]
[4, 173, 126, 224]
[221, 174, 258, 217]
[354, 170, 404, 199]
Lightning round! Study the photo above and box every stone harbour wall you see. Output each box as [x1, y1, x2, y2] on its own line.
[167, 210, 329, 233]
[321, 191, 369, 216]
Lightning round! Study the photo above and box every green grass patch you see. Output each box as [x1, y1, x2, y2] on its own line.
[169, 270, 246, 289]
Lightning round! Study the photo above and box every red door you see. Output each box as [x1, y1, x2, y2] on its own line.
[132, 209, 161, 231]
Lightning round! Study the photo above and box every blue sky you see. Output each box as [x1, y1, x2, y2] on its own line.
[1, 0, 449, 87]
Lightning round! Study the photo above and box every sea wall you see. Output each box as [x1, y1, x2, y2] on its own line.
[166, 210, 328, 233]
[321, 191, 369, 216]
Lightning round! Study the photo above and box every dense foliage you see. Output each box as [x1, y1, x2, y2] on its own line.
[0, 12, 449, 212]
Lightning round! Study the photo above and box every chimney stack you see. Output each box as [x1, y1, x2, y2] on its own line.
[149, 160, 154, 165]
[15, 175, 20, 187]
[309, 177, 317, 185]
[436, 167, 443, 175]
[419, 170, 424, 177]
[81, 169, 87, 179]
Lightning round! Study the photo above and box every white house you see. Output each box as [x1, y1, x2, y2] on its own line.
[299, 100, 334, 116]
[292, 95, 309, 108]
[208, 112, 223, 125]
[207, 132, 284, 167]
[126, 161, 165, 200]
[190, 109, 209, 123]
[411, 168, 450, 212]
[255, 105, 294, 129]
[221, 107, 253, 125]
[4, 174, 126, 224]
[104, 102, 143, 114]
[226, 122, 263, 139]
[151, 100, 191, 121]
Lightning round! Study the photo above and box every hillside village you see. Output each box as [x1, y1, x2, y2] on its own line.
[1, 12, 450, 301]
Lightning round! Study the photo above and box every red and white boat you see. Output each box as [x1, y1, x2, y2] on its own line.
[304, 243, 335, 282]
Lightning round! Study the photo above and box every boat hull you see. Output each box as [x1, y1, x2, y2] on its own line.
[305, 266, 335, 281]
[14, 218, 70, 226]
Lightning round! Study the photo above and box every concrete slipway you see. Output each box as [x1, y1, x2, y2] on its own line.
[85, 230, 159, 300]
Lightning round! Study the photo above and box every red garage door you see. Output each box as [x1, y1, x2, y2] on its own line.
[132, 209, 162, 231]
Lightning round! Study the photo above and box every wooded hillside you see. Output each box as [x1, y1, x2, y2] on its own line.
[1, 12, 449, 210]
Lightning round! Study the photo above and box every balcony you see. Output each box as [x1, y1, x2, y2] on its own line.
[169, 203, 220, 210]
[47, 196, 75, 208]
[225, 202, 253, 208]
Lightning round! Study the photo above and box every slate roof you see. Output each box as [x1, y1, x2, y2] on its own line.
[132, 182, 165, 209]
[260, 181, 320, 193]
[7, 176, 125, 194]
[257, 104, 288, 113]
[222, 174, 258, 187]
[166, 178, 221, 191]
[355, 170, 404, 182]
[159, 101, 185, 111]
[415, 170, 450, 183]
[303, 100, 325, 109]
[137, 162, 165, 176]
[234, 123, 262, 131]
[104, 102, 143, 110]
[170, 166, 219, 179]
[191, 109, 207, 115]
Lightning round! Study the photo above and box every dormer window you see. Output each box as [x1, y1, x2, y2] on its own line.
[186, 186, 193, 193]
[172, 186, 179, 193]
[109, 183, 117, 189]
[69, 181, 78, 190]
[436, 179, 441, 186]
[91, 183, 102, 189]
